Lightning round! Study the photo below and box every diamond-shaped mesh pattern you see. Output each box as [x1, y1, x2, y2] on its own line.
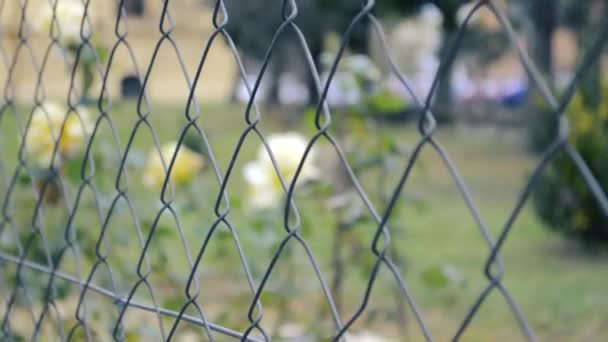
[0, 0, 607, 341]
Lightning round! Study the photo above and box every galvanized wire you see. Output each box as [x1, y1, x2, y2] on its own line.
[0, 0, 607, 341]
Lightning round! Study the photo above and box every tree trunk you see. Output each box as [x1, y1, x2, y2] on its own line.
[436, 28, 457, 106]
[268, 47, 284, 105]
[578, 0, 606, 109]
[349, 16, 370, 55]
[530, 0, 556, 78]
[307, 38, 323, 106]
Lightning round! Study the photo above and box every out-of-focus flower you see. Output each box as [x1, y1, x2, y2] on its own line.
[34, 0, 91, 46]
[143, 142, 204, 190]
[243, 132, 319, 210]
[25, 102, 93, 167]
[60, 110, 94, 157]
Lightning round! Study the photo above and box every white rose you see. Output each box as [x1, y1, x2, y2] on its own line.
[34, 0, 91, 46]
[243, 132, 319, 210]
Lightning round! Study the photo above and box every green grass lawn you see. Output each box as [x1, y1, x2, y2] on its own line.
[0, 102, 607, 341]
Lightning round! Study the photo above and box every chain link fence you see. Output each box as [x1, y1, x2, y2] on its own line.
[1, 0, 608, 341]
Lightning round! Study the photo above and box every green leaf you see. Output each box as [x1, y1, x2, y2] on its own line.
[80, 45, 96, 64]
[366, 90, 407, 113]
[420, 264, 465, 289]
[182, 130, 206, 156]
[382, 134, 397, 152]
[259, 291, 281, 306]
[154, 224, 175, 239]
[161, 295, 184, 311]
[310, 179, 334, 196]
[96, 46, 108, 65]
[64, 157, 83, 183]
[301, 106, 319, 135]
[17, 172, 32, 185]
[229, 194, 242, 210]
[124, 332, 142, 342]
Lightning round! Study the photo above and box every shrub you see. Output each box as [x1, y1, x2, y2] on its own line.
[531, 86, 608, 243]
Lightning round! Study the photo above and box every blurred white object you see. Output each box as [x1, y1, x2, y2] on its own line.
[390, 4, 443, 92]
[320, 51, 335, 69]
[419, 4, 444, 28]
[243, 132, 319, 210]
[554, 70, 573, 92]
[278, 323, 315, 340]
[34, 0, 92, 46]
[385, 54, 439, 102]
[278, 72, 310, 105]
[480, 78, 501, 99]
[392, 20, 441, 70]
[176, 331, 201, 342]
[236, 73, 269, 104]
[322, 71, 361, 107]
[346, 331, 390, 342]
[413, 54, 440, 99]
[456, 3, 480, 26]
[385, 74, 410, 99]
[452, 63, 477, 101]
[346, 54, 382, 83]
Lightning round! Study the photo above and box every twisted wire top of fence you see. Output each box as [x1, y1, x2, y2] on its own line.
[1, 0, 607, 341]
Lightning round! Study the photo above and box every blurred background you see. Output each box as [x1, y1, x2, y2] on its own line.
[0, 0, 607, 341]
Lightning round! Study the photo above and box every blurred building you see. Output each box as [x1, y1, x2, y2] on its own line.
[0, 0, 236, 103]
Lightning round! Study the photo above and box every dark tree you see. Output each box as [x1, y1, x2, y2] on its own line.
[562, 0, 608, 108]
[218, 0, 475, 105]
[220, 0, 321, 104]
[530, 0, 557, 77]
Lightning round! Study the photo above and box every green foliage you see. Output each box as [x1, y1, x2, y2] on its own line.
[532, 86, 608, 243]
[366, 90, 407, 113]
[527, 91, 558, 154]
[181, 130, 206, 156]
[420, 263, 464, 289]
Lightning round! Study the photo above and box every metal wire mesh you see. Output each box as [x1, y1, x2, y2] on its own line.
[0, 0, 607, 341]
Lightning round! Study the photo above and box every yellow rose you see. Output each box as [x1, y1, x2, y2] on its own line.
[60, 112, 93, 156]
[143, 142, 204, 190]
[25, 102, 93, 167]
